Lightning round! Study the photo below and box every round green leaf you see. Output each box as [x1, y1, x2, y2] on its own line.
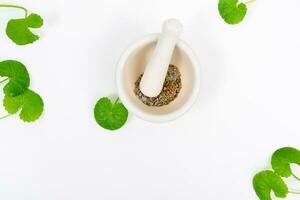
[3, 89, 44, 122]
[6, 13, 44, 45]
[253, 170, 288, 200]
[0, 60, 30, 97]
[94, 97, 128, 131]
[271, 147, 300, 178]
[218, 0, 247, 25]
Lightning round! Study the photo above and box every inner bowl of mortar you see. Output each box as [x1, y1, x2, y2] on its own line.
[116, 34, 200, 122]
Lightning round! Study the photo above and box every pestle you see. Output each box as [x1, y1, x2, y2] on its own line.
[139, 19, 183, 97]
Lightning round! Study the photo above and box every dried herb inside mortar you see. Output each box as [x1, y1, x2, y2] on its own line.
[134, 64, 182, 107]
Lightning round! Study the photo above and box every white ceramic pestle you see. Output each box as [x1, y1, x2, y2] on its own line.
[139, 19, 183, 97]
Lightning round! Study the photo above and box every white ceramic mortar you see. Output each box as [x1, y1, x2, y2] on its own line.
[116, 34, 200, 123]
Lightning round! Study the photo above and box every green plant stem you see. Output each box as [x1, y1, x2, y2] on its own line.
[0, 114, 12, 120]
[245, 0, 256, 4]
[292, 173, 300, 182]
[0, 78, 8, 84]
[289, 191, 300, 195]
[0, 4, 28, 17]
[114, 97, 120, 104]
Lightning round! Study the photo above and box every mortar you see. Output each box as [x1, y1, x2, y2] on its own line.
[116, 34, 200, 122]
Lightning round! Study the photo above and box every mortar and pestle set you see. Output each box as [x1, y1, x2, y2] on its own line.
[116, 19, 200, 122]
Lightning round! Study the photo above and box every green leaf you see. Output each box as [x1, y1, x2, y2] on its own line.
[0, 60, 30, 96]
[271, 147, 300, 178]
[253, 170, 288, 200]
[218, 0, 247, 25]
[6, 13, 43, 45]
[3, 89, 44, 122]
[94, 97, 128, 131]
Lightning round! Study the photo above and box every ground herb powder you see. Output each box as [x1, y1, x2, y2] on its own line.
[134, 64, 182, 107]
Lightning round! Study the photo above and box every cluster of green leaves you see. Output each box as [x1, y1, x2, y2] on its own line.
[0, 60, 44, 122]
[94, 97, 128, 131]
[0, 5, 44, 122]
[218, 0, 255, 25]
[0, 4, 43, 45]
[253, 147, 300, 200]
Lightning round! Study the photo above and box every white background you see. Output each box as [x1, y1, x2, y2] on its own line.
[0, 0, 300, 199]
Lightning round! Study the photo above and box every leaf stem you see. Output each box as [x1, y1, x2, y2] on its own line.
[0, 4, 28, 17]
[0, 114, 12, 120]
[114, 97, 120, 104]
[289, 191, 300, 195]
[0, 78, 8, 84]
[292, 173, 300, 182]
[245, 0, 256, 4]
